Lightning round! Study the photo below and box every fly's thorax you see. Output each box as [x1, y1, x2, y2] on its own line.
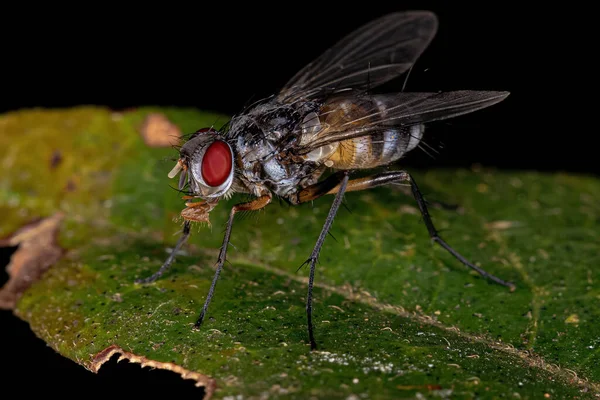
[235, 134, 306, 198]
[227, 102, 325, 198]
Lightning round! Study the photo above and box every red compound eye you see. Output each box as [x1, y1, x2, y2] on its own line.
[201, 140, 232, 187]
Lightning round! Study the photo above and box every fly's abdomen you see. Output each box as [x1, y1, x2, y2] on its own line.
[312, 96, 425, 170]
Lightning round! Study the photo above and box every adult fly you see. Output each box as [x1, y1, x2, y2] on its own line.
[136, 10, 514, 350]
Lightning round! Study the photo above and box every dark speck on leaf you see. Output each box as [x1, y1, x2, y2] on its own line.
[65, 179, 77, 192]
[50, 150, 62, 169]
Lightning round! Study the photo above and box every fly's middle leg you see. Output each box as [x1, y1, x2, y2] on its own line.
[194, 194, 272, 329]
[293, 170, 351, 350]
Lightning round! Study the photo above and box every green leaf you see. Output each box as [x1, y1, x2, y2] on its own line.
[1, 107, 599, 399]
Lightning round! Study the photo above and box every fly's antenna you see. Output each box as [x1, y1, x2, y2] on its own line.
[401, 65, 414, 92]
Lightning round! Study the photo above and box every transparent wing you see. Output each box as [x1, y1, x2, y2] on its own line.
[297, 90, 510, 154]
[276, 11, 438, 103]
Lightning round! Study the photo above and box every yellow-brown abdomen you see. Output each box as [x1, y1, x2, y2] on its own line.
[321, 98, 425, 170]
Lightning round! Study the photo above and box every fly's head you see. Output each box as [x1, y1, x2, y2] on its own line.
[167, 127, 235, 224]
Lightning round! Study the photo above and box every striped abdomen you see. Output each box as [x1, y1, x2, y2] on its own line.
[300, 96, 425, 170]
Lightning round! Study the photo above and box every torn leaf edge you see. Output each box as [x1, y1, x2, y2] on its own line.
[90, 344, 217, 399]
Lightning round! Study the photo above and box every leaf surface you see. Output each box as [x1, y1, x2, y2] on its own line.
[1, 107, 599, 399]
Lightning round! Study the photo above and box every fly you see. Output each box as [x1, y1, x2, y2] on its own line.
[136, 11, 515, 350]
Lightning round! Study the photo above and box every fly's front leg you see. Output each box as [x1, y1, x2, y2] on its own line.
[324, 170, 515, 290]
[135, 200, 217, 283]
[136, 200, 217, 284]
[135, 220, 192, 284]
[193, 194, 272, 329]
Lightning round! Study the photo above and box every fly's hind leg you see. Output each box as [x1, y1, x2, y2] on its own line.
[322, 170, 516, 290]
[395, 184, 461, 212]
[290, 169, 514, 350]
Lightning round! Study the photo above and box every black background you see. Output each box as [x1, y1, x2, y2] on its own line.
[0, 2, 594, 396]
[2, 3, 594, 175]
